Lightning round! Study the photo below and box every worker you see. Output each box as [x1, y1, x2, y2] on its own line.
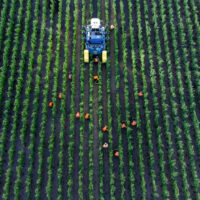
[113, 150, 119, 157]
[75, 112, 80, 118]
[138, 91, 143, 97]
[93, 75, 99, 84]
[103, 142, 108, 149]
[131, 120, 137, 126]
[85, 113, 90, 120]
[68, 73, 72, 80]
[121, 121, 127, 129]
[102, 125, 108, 132]
[110, 24, 115, 30]
[49, 101, 53, 107]
[58, 93, 62, 99]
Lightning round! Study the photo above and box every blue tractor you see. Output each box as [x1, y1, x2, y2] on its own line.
[82, 18, 110, 63]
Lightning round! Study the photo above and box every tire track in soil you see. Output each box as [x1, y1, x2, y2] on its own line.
[108, 0, 121, 198]
[82, 0, 90, 198]
[71, 0, 82, 199]
[115, 1, 132, 199]
[100, 0, 110, 199]
[92, 61, 100, 199]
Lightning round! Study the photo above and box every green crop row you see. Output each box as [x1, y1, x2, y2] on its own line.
[103, 1, 116, 199]
[107, 48, 115, 200]
[57, 0, 70, 199]
[155, 0, 191, 199]
[1, 0, 26, 198]
[12, 0, 32, 198]
[88, 63, 94, 199]
[121, 0, 160, 199]
[119, 0, 137, 198]
[98, 1, 103, 197]
[165, 0, 200, 198]
[174, 0, 200, 159]
[145, 0, 181, 198]
[13, 0, 40, 198]
[67, 0, 79, 198]
[0, 0, 18, 109]
[2, 0, 41, 199]
[112, 0, 126, 198]
[188, 0, 200, 98]
[18, 0, 48, 199]
[34, 0, 55, 199]
[181, 0, 200, 105]
[98, 61, 103, 200]
[46, 0, 64, 198]
[0, 0, 10, 51]
[0, 0, 20, 176]
[180, 0, 200, 155]
[98, 1, 104, 199]
[105, 1, 115, 199]
[0, 0, 26, 179]
[106, 1, 116, 198]
[129, 0, 148, 198]
[139, 0, 184, 198]
[78, 1, 85, 196]
[88, 2, 94, 199]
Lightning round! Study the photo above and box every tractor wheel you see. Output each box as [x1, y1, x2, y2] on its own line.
[84, 49, 89, 63]
[102, 50, 107, 63]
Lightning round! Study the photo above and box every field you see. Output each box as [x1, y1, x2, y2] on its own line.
[0, 0, 200, 199]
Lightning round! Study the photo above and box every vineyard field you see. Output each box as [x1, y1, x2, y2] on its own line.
[0, 0, 200, 199]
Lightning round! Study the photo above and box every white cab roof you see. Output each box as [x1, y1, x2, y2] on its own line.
[91, 18, 101, 29]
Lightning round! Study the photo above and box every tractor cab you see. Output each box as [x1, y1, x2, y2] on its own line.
[82, 18, 109, 63]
